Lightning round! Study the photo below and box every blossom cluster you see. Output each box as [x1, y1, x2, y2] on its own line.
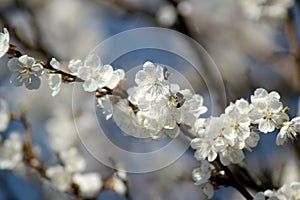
[254, 181, 300, 200]
[98, 61, 207, 139]
[1, 27, 300, 200]
[192, 159, 215, 199]
[1, 28, 125, 96]
[191, 88, 299, 167]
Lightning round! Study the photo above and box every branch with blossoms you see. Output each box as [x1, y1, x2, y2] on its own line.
[1, 24, 300, 200]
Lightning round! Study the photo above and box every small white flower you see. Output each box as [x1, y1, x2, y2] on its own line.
[132, 61, 169, 101]
[244, 132, 260, 150]
[276, 117, 300, 145]
[72, 173, 103, 197]
[48, 58, 62, 96]
[8, 55, 44, 90]
[110, 174, 127, 195]
[249, 88, 288, 133]
[191, 117, 226, 162]
[68, 59, 83, 74]
[48, 74, 62, 96]
[255, 181, 300, 200]
[219, 145, 245, 166]
[0, 133, 23, 169]
[192, 160, 214, 185]
[276, 182, 300, 200]
[0, 98, 9, 132]
[97, 95, 113, 120]
[169, 85, 207, 127]
[113, 99, 158, 139]
[46, 165, 71, 192]
[59, 147, 86, 173]
[223, 103, 251, 148]
[106, 69, 125, 90]
[200, 183, 214, 199]
[0, 28, 9, 58]
[78, 54, 113, 92]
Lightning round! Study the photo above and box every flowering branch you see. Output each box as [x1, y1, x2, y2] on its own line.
[1, 1, 300, 197]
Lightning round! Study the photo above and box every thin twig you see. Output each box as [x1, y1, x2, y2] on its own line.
[216, 157, 253, 200]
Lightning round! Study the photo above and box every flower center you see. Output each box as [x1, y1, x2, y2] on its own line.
[263, 109, 273, 119]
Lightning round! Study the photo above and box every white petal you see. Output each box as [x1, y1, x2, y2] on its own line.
[276, 127, 287, 145]
[25, 76, 41, 90]
[48, 74, 62, 96]
[20, 55, 35, 66]
[84, 54, 101, 69]
[0, 28, 9, 58]
[105, 69, 124, 89]
[72, 173, 102, 197]
[68, 59, 83, 73]
[50, 58, 60, 69]
[259, 119, 275, 133]
[78, 67, 91, 80]
[83, 79, 98, 92]
[10, 72, 23, 86]
[31, 64, 44, 76]
[8, 58, 23, 72]
[98, 64, 113, 88]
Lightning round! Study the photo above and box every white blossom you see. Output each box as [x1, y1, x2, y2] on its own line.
[0, 28, 9, 58]
[254, 181, 300, 200]
[97, 95, 113, 120]
[78, 54, 113, 92]
[244, 132, 260, 150]
[72, 173, 103, 197]
[192, 160, 215, 199]
[276, 117, 300, 145]
[113, 99, 159, 139]
[48, 74, 62, 97]
[200, 183, 214, 199]
[223, 102, 251, 148]
[8, 55, 44, 90]
[0, 133, 23, 169]
[106, 69, 125, 90]
[219, 145, 245, 166]
[191, 117, 226, 162]
[191, 100, 257, 165]
[249, 88, 288, 133]
[277, 182, 300, 199]
[47, 58, 62, 96]
[169, 84, 207, 127]
[192, 160, 214, 185]
[68, 59, 83, 74]
[0, 98, 9, 132]
[46, 165, 71, 192]
[130, 61, 169, 102]
[59, 147, 86, 173]
[110, 174, 127, 195]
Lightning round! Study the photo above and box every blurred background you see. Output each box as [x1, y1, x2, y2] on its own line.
[0, 0, 300, 199]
